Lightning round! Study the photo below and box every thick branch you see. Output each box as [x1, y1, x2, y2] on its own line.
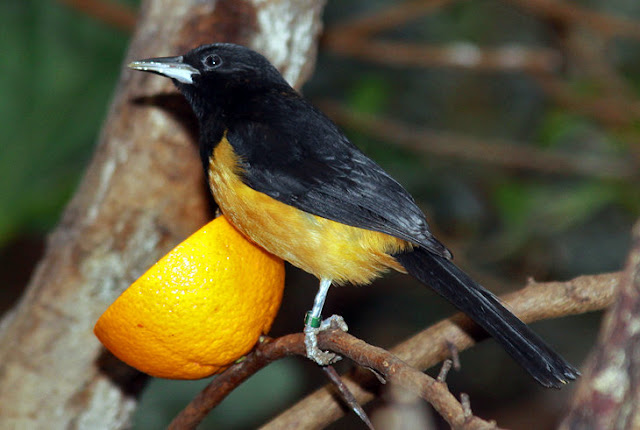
[168, 271, 617, 428]
[171, 330, 503, 430]
[263, 272, 618, 429]
[560, 221, 640, 428]
[0, 0, 325, 428]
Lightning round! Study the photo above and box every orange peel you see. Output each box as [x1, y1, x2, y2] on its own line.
[94, 215, 285, 379]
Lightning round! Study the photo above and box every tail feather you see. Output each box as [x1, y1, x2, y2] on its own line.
[394, 247, 579, 388]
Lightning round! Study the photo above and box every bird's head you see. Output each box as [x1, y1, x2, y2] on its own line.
[128, 43, 290, 115]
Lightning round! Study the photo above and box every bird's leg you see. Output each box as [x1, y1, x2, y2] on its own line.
[304, 278, 348, 365]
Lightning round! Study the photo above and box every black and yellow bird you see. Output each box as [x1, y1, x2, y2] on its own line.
[129, 43, 578, 388]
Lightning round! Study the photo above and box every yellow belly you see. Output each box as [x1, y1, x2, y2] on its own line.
[208, 137, 412, 285]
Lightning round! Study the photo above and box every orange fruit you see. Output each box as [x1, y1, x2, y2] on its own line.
[94, 215, 285, 379]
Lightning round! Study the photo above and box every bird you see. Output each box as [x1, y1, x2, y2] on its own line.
[129, 43, 579, 388]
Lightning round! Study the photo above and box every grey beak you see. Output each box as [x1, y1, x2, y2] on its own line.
[128, 56, 200, 84]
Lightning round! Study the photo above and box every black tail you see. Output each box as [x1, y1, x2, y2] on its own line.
[394, 247, 579, 388]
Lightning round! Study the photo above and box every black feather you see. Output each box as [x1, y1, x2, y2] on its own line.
[394, 246, 579, 388]
[225, 98, 450, 257]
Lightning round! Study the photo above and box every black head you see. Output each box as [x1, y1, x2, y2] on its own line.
[128, 43, 291, 116]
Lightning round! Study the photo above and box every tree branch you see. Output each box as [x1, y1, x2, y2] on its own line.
[171, 330, 504, 430]
[323, 0, 561, 74]
[324, 37, 562, 74]
[560, 221, 640, 428]
[328, 0, 456, 38]
[169, 271, 617, 429]
[0, 0, 326, 427]
[318, 101, 636, 180]
[532, 74, 640, 129]
[262, 272, 617, 428]
[504, 0, 640, 41]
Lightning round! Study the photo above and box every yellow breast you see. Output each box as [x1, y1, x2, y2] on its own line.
[208, 136, 412, 285]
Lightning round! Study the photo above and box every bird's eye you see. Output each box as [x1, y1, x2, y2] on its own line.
[203, 54, 222, 69]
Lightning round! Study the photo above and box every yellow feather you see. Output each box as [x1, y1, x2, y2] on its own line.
[208, 136, 412, 285]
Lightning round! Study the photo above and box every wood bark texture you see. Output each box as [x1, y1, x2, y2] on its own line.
[0, 0, 325, 428]
[560, 221, 640, 429]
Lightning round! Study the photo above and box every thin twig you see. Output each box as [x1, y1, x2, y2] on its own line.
[167, 336, 301, 430]
[561, 29, 632, 100]
[323, 37, 562, 73]
[319, 100, 637, 180]
[324, 0, 562, 74]
[532, 74, 640, 128]
[319, 330, 504, 430]
[504, 0, 640, 41]
[170, 271, 619, 429]
[263, 272, 619, 429]
[437, 359, 453, 383]
[447, 342, 461, 371]
[323, 366, 375, 430]
[461, 393, 472, 418]
[169, 331, 500, 430]
[329, 0, 458, 38]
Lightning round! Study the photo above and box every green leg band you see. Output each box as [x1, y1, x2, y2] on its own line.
[304, 311, 322, 328]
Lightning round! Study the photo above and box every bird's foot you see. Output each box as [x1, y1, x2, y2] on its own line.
[303, 314, 348, 366]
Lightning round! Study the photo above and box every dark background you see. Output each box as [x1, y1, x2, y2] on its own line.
[2, 0, 639, 428]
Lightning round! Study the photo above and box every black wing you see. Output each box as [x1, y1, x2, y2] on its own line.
[226, 95, 451, 258]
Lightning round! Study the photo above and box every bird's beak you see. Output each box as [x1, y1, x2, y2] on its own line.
[128, 56, 200, 84]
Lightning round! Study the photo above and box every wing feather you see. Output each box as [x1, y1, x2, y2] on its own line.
[226, 95, 450, 258]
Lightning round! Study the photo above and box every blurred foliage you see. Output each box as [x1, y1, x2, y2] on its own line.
[0, 0, 136, 245]
[3, 0, 637, 276]
[312, 0, 639, 281]
[2, 0, 640, 429]
[489, 180, 619, 261]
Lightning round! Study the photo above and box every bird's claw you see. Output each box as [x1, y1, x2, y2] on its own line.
[304, 315, 348, 366]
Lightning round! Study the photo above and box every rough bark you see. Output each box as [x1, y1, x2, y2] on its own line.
[560, 221, 640, 429]
[0, 1, 325, 428]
